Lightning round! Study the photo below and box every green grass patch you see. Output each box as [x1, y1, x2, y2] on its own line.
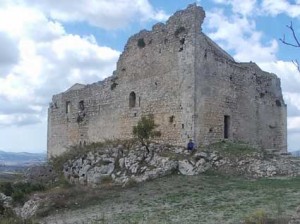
[204, 141, 261, 158]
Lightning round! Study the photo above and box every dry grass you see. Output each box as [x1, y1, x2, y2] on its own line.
[39, 174, 300, 224]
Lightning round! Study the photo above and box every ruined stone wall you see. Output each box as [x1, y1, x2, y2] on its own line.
[47, 5, 206, 158]
[193, 34, 287, 153]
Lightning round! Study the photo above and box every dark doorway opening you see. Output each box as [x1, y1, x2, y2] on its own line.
[224, 115, 230, 139]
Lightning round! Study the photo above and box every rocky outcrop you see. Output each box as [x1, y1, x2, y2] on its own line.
[63, 144, 181, 186]
[0, 193, 12, 208]
[14, 194, 43, 219]
[1, 192, 44, 220]
[62, 143, 300, 187]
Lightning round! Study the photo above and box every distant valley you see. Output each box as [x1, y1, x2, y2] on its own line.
[0, 150, 46, 172]
[291, 150, 300, 157]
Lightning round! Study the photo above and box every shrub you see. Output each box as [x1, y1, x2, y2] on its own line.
[132, 115, 161, 152]
[0, 182, 13, 196]
[0, 182, 45, 204]
[244, 209, 268, 224]
[243, 209, 289, 224]
[0, 200, 4, 216]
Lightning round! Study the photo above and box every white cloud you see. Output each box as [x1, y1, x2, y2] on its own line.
[0, 122, 46, 152]
[258, 61, 300, 94]
[23, 0, 169, 30]
[0, 114, 41, 127]
[212, 0, 300, 18]
[261, 0, 300, 17]
[206, 9, 277, 62]
[0, 32, 19, 66]
[0, 0, 167, 130]
[212, 0, 257, 16]
[0, 3, 120, 128]
[288, 116, 300, 133]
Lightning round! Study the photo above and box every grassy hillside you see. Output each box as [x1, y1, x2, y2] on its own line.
[40, 173, 300, 224]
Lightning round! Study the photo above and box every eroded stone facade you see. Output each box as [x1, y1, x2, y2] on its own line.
[47, 4, 287, 158]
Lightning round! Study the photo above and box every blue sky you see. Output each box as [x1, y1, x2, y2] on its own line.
[0, 0, 299, 153]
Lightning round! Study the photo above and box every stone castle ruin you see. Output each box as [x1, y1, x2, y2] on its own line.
[47, 4, 287, 158]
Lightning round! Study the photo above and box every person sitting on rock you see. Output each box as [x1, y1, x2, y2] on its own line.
[187, 139, 194, 151]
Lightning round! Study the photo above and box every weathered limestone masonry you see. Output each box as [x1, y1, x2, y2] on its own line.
[47, 4, 287, 158]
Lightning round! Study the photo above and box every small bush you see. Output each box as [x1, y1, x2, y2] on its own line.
[0, 182, 45, 204]
[0, 182, 13, 196]
[243, 209, 290, 224]
[244, 209, 268, 224]
[132, 115, 161, 152]
[0, 200, 5, 215]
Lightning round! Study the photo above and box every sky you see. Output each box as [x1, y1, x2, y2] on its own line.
[0, 0, 299, 153]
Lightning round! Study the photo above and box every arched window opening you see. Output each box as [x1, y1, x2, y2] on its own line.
[129, 92, 136, 108]
[66, 101, 71, 114]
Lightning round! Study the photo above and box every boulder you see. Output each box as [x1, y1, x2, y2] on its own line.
[14, 195, 43, 219]
[178, 160, 196, 175]
[193, 152, 208, 160]
[119, 158, 125, 169]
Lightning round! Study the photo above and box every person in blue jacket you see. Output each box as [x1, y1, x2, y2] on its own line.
[187, 139, 194, 151]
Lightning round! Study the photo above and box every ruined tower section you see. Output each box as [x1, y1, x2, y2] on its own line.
[112, 4, 206, 146]
[193, 32, 287, 153]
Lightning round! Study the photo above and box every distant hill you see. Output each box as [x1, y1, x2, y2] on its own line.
[0, 150, 46, 172]
[291, 150, 300, 157]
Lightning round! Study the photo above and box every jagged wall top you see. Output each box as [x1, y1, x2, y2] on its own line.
[166, 3, 205, 31]
[121, 4, 205, 52]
